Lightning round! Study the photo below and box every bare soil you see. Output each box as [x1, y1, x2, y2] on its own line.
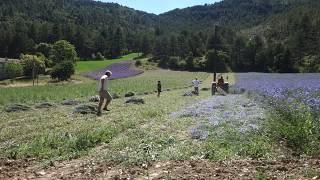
[1, 158, 320, 179]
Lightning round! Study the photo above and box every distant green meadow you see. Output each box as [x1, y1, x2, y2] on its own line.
[75, 53, 140, 74]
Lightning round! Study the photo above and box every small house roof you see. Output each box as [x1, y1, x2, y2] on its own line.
[0, 58, 20, 63]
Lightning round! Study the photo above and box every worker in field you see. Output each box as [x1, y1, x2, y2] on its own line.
[97, 70, 113, 116]
[157, 81, 162, 97]
[192, 77, 200, 95]
[218, 75, 225, 87]
[217, 75, 227, 96]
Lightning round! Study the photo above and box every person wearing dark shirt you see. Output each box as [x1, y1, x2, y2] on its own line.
[157, 81, 162, 97]
[218, 75, 224, 87]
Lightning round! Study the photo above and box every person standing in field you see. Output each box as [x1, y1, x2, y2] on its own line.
[218, 75, 225, 87]
[192, 77, 200, 95]
[157, 81, 162, 97]
[97, 70, 113, 116]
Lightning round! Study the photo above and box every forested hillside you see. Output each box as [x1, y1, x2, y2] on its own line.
[159, 0, 303, 32]
[265, 1, 320, 72]
[0, 0, 319, 72]
[0, 0, 157, 58]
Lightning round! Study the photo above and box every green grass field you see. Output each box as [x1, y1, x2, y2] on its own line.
[75, 53, 140, 74]
[0, 70, 208, 106]
[0, 70, 212, 161]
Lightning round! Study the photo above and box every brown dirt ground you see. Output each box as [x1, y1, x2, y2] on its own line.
[1, 158, 320, 179]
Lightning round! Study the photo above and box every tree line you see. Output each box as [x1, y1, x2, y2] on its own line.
[0, 0, 319, 73]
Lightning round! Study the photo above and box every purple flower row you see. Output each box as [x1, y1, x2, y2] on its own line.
[234, 73, 320, 111]
[83, 60, 144, 80]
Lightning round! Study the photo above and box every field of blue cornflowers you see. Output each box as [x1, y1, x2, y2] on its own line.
[235, 73, 320, 155]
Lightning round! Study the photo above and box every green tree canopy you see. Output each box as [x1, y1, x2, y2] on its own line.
[50, 40, 77, 65]
[20, 54, 46, 77]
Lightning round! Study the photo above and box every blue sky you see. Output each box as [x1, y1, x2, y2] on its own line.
[99, 0, 221, 14]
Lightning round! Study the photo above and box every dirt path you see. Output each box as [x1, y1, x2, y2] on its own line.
[2, 158, 320, 179]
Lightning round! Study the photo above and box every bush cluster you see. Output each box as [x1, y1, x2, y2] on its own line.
[3, 62, 23, 79]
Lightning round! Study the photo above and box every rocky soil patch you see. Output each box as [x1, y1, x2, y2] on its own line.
[2, 158, 319, 179]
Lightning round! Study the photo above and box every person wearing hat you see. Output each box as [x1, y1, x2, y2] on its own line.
[97, 70, 113, 116]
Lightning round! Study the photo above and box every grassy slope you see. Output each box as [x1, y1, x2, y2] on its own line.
[1, 72, 273, 166]
[2, 71, 263, 167]
[0, 70, 208, 106]
[0, 70, 212, 161]
[75, 53, 140, 74]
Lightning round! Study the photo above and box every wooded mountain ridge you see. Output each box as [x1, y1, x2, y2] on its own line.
[0, 0, 319, 72]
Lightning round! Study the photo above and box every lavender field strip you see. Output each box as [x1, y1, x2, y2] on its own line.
[235, 73, 320, 112]
[83, 60, 144, 80]
[75, 53, 139, 74]
[234, 73, 320, 155]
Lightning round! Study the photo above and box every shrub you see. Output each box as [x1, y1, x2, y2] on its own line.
[50, 40, 77, 65]
[167, 57, 179, 69]
[35, 43, 53, 59]
[206, 50, 229, 72]
[51, 61, 75, 81]
[4, 62, 23, 79]
[20, 54, 46, 77]
[135, 60, 142, 66]
[267, 103, 320, 155]
[185, 52, 194, 70]
[299, 55, 320, 73]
